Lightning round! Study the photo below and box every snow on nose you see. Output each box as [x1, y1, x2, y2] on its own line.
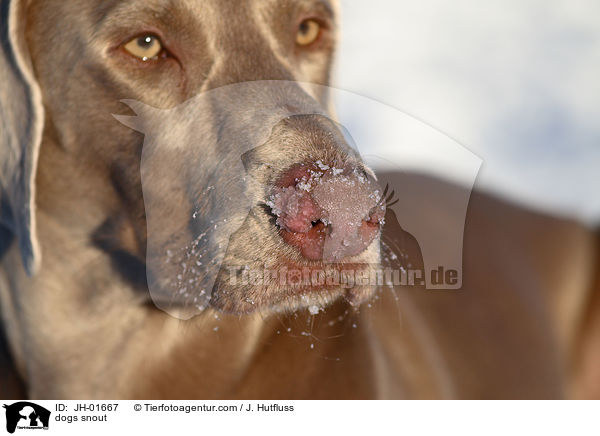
[267, 162, 385, 261]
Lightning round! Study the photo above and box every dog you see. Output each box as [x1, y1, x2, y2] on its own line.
[1, 0, 599, 399]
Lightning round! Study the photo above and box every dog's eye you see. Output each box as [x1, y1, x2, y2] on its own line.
[296, 19, 321, 46]
[123, 35, 163, 61]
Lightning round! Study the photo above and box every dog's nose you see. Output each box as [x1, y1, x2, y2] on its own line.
[268, 162, 385, 261]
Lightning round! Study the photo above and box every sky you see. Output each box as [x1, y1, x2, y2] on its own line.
[335, 0, 600, 225]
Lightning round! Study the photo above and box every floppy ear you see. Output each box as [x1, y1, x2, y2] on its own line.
[0, 0, 45, 275]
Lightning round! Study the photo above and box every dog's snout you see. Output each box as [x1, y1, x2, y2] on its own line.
[268, 163, 385, 261]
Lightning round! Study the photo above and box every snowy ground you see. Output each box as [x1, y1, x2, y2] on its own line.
[335, 0, 600, 225]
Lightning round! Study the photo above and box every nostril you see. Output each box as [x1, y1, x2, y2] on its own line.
[280, 221, 328, 261]
[367, 203, 386, 226]
[266, 184, 323, 234]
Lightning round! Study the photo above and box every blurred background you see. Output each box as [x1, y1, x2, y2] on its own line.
[335, 0, 600, 225]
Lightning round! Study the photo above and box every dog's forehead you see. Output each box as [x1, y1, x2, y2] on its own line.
[90, 0, 337, 26]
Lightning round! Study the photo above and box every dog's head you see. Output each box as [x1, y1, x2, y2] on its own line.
[0, 0, 386, 317]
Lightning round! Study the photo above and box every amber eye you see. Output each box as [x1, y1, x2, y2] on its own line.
[123, 35, 163, 60]
[296, 19, 321, 46]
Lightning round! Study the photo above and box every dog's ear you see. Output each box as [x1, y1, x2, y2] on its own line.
[0, 0, 45, 275]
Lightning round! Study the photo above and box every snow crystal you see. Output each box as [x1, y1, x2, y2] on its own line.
[315, 160, 330, 170]
[308, 305, 320, 315]
[296, 180, 312, 191]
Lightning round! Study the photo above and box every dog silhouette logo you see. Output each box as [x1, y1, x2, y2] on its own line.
[2, 402, 50, 434]
[114, 81, 481, 319]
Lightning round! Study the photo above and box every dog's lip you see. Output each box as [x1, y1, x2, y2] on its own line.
[267, 255, 373, 295]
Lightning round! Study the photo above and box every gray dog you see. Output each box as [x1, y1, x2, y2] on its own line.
[1, 0, 599, 399]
